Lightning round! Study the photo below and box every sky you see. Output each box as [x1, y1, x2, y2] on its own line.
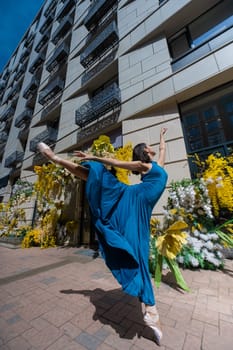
[0, 0, 45, 73]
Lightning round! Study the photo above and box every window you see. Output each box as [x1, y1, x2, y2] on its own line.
[180, 82, 233, 177]
[168, 0, 233, 70]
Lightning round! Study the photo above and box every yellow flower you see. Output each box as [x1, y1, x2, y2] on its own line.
[156, 221, 188, 259]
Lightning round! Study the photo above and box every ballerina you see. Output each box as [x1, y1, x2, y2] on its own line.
[37, 127, 168, 345]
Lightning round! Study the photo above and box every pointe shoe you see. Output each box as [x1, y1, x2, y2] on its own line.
[144, 311, 163, 346]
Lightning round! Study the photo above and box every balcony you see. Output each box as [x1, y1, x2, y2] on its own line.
[35, 31, 50, 53]
[18, 124, 30, 142]
[40, 14, 54, 34]
[82, 49, 116, 85]
[80, 20, 118, 68]
[19, 48, 30, 63]
[39, 94, 61, 124]
[5, 151, 24, 168]
[75, 82, 121, 127]
[24, 32, 35, 48]
[29, 53, 46, 74]
[0, 106, 15, 122]
[15, 64, 27, 81]
[0, 175, 9, 189]
[29, 127, 58, 152]
[44, 0, 57, 17]
[38, 77, 64, 105]
[15, 108, 33, 128]
[10, 84, 20, 100]
[0, 131, 8, 145]
[0, 79, 6, 90]
[57, 0, 75, 21]
[46, 42, 69, 72]
[51, 14, 73, 45]
[23, 77, 39, 99]
[84, 0, 117, 30]
[25, 94, 37, 109]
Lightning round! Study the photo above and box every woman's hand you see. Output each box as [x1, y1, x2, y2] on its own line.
[160, 127, 167, 137]
[73, 151, 95, 161]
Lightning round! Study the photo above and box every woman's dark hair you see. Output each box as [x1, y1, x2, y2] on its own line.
[132, 143, 151, 175]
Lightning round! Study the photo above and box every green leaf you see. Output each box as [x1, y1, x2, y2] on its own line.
[154, 254, 163, 288]
[165, 258, 190, 292]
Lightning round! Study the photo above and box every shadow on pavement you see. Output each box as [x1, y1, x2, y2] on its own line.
[60, 287, 155, 342]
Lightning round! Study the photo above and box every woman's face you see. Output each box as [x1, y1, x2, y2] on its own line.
[144, 145, 156, 159]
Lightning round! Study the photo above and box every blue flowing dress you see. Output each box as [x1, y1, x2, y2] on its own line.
[84, 161, 168, 305]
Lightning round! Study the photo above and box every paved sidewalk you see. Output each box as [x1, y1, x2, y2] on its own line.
[0, 245, 232, 350]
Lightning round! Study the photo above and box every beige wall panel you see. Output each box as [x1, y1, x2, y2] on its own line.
[70, 26, 88, 60]
[167, 139, 187, 163]
[64, 56, 83, 96]
[74, 0, 90, 28]
[160, 0, 191, 23]
[152, 78, 174, 104]
[214, 43, 233, 71]
[56, 99, 80, 151]
[123, 115, 164, 134]
[165, 161, 190, 184]
[143, 68, 171, 90]
[173, 55, 219, 93]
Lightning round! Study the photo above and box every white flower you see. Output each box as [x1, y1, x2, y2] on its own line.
[177, 256, 184, 264]
[199, 233, 209, 241]
[208, 233, 219, 241]
[216, 183, 223, 188]
[206, 177, 214, 184]
[204, 241, 214, 250]
[216, 177, 222, 182]
[193, 229, 200, 237]
[189, 256, 199, 267]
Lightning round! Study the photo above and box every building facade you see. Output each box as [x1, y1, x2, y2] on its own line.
[0, 0, 233, 244]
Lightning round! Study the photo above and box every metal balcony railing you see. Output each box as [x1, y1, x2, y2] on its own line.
[40, 94, 61, 124]
[84, 0, 117, 30]
[19, 48, 30, 63]
[0, 175, 9, 189]
[46, 42, 69, 72]
[15, 64, 27, 81]
[44, 0, 57, 17]
[29, 127, 58, 152]
[24, 32, 35, 48]
[23, 77, 39, 99]
[40, 14, 54, 34]
[5, 151, 24, 168]
[80, 20, 118, 67]
[57, 0, 75, 21]
[51, 14, 73, 45]
[25, 94, 37, 109]
[0, 131, 8, 145]
[38, 77, 64, 105]
[18, 124, 30, 142]
[35, 31, 50, 53]
[82, 50, 116, 85]
[0, 79, 6, 90]
[14, 108, 33, 128]
[29, 53, 46, 74]
[0, 106, 15, 122]
[75, 82, 121, 127]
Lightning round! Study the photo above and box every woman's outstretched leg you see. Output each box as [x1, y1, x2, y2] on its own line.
[37, 143, 89, 181]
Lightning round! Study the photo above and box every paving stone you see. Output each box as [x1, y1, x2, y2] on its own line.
[75, 331, 103, 349]
[0, 246, 232, 350]
[183, 333, 202, 350]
